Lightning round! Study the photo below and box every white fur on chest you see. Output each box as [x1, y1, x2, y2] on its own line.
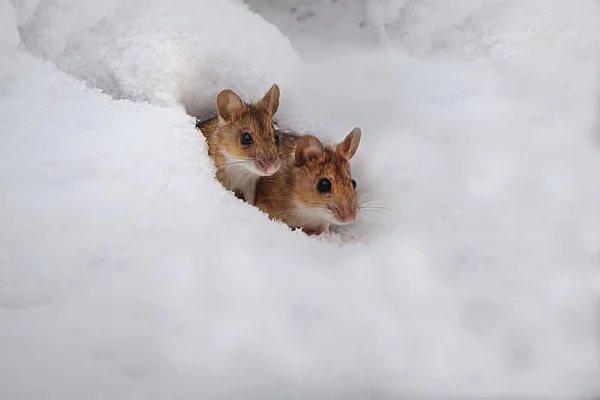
[220, 153, 260, 204]
[289, 200, 335, 233]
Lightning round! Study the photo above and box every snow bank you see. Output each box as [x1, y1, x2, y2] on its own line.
[17, 0, 300, 115]
[0, 0, 19, 50]
[2, 0, 600, 398]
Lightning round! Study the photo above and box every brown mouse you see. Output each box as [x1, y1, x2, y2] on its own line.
[255, 127, 362, 235]
[197, 84, 281, 204]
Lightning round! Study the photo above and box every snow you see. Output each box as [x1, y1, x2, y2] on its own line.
[1, 0, 600, 398]
[17, 0, 300, 113]
[0, 0, 19, 50]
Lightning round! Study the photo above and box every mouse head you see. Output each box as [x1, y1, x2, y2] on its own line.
[216, 84, 281, 176]
[292, 127, 362, 227]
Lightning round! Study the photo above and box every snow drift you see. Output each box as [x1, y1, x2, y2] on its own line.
[0, 0, 19, 50]
[1, 0, 600, 398]
[18, 0, 300, 115]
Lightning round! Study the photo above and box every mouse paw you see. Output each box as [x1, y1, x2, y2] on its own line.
[303, 225, 328, 236]
[233, 190, 245, 201]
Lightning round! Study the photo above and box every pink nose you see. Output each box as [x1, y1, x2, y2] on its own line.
[338, 213, 355, 224]
[331, 205, 356, 224]
[263, 163, 278, 175]
[256, 158, 278, 175]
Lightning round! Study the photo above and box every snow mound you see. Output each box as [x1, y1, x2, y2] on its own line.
[18, 0, 300, 114]
[2, 0, 600, 398]
[0, 0, 19, 50]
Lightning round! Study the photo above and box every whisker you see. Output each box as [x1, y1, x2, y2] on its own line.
[358, 199, 388, 210]
[225, 161, 255, 166]
[357, 208, 386, 215]
[358, 197, 386, 204]
[358, 203, 387, 209]
[358, 205, 387, 211]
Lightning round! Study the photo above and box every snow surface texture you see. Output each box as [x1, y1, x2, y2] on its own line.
[0, 0, 19, 50]
[2, 0, 600, 398]
[17, 0, 300, 116]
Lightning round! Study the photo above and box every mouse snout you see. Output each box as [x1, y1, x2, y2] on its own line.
[329, 203, 357, 225]
[254, 154, 279, 176]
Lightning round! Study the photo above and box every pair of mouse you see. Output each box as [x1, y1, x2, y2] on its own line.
[196, 84, 361, 236]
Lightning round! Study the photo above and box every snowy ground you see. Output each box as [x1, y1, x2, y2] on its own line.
[1, 0, 600, 398]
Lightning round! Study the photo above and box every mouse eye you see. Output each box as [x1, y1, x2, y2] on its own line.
[351, 179, 356, 189]
[274, 133, 280, 145]
[240, 132, 253, 146]
[317, 178, 331, 193]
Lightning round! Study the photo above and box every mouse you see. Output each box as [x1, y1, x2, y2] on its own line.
[196, 84, 281, 204]
[255, 127, 362, 235]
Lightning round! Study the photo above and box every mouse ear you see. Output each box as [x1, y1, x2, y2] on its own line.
[259, 83, 280, 117]
[216, 89, 245, 121]
[295, 135, 324, 167]
[336, 127, 362, 159]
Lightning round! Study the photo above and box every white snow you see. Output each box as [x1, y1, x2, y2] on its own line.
[1, 0, 600, 398]
[17, 0, 300, 113]
[0, 0, 19, 50]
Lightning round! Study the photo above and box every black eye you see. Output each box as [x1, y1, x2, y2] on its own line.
[241, 132, 253, 145]
[351, 179, 356, 189]
[274, 133, 280, 145]
[317, 178, 331, 193]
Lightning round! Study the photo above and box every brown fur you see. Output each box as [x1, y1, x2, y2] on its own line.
[197, 84, 281, 204]
[255, 127, 362, 235]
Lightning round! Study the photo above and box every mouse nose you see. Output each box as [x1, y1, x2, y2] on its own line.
[330, 204, 356, 224]
[255, 157, 279, 176]
[263, 162, 278, 175]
